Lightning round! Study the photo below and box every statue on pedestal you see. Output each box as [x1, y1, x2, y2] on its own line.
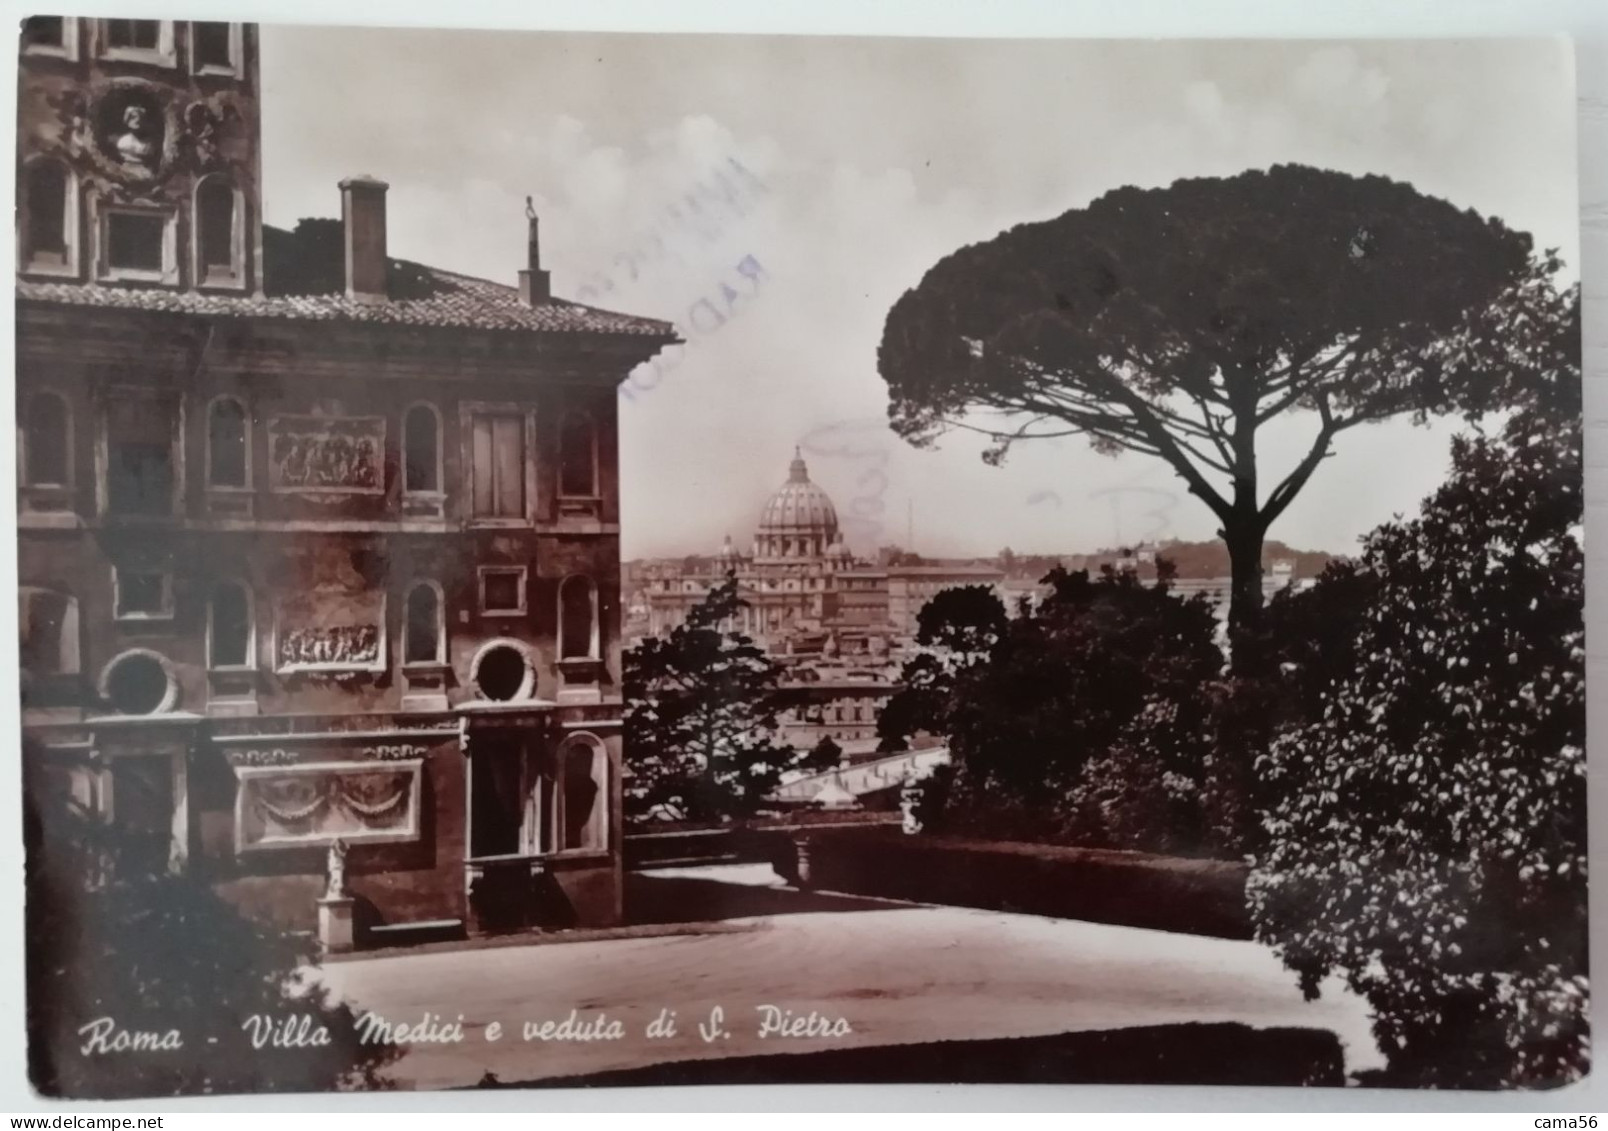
[900, 779, 924, 835]
[324, 838, 348, 900]
[317, 837, 356, 954]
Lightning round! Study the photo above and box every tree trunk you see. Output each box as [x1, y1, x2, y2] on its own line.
[1223, 389, 1267, 675]
[1222, 517, 1268, 674]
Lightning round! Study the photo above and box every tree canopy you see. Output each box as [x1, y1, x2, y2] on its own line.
[892, 568, 1227, 851]
[623, 575, 800, 822]
[879, 163, 1558, 631]
[876, 584, 1008, 754]
[915, 584, 1010, 660]
[803, 735, 844, 774]
[1248, 333, 1585, 1087]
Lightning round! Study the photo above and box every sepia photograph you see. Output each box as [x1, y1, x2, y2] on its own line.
[9, 14, 1587, 1101]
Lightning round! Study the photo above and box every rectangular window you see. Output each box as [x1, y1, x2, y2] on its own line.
[197, 180, 238, 282]
[106, 396, 176, 516]
[191, 22, 235, 71]
[106, 19, 161, 49]
[98, 19, 175, 67]
[23, 162, 75, 276]
[107, 211, 167, 273]
[115, 569, 173, 620]
[22, 17, 64, 50]
[479, 567, 527, 615]
[469, 412, 526, 519]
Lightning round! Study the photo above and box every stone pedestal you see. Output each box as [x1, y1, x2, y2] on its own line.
[317, 895, 356, 955]
[792, 840, 815, 890]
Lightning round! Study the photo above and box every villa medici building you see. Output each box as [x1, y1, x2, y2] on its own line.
[15, 19, 675, 944]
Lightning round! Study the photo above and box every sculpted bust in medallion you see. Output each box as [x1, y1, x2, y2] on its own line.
[113, 102, 158, 167]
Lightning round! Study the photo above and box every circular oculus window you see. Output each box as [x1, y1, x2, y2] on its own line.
[470, 640, 535, 702]
[100, 649, 178, 715]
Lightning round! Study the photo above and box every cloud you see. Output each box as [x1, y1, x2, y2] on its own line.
[1293, 46, 1392, 123]
[260, 30, 1577, 560]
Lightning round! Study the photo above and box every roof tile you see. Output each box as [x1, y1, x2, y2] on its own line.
[16, 221, 675, 339]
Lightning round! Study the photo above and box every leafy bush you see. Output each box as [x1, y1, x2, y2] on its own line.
[25, 790, 399, 1099]
[1062, 685, 1226, 854]
[1249, 384, 1586, 1087]
[896, 567, 1227, 854]
[803, 736, 844, 773]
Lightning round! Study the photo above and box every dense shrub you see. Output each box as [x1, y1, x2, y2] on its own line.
[1249, 378, 1586, 1087]
[895, 566, 1228, 855]
[25, 787, 398, 1099]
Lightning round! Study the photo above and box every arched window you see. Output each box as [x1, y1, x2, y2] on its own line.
[207, 581, 252, 669]
[207, 396, 248, 488]
[558, 410, 597, 497]
[23, 392, 70, 487]
[19, 587, 79, 676]
[559, 575, 596, 660]
[559, 735, 607, 851]
[195, 175, 239, 285]
[22, 160, 73, 273]
[404, 581, 443, 665]
[404, 404, 440, 494]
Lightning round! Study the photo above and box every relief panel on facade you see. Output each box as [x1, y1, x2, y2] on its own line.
[273, 590, 386, 673]
[267, 415, 385, 496]
[233, 758, 422, 851]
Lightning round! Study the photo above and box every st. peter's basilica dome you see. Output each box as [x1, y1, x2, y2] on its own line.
[755, 449, 840, 560]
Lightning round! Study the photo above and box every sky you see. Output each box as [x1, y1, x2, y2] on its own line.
[258, 29, 1578, 560]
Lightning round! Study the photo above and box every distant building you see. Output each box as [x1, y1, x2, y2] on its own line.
[885, 564, 1007, 637]
[775, 675, 897, 754]
[640, 452, 1008, 768]
[644, 450, 863, 644]
[643, 450, 1002, 652]
[1164, 560, 1306, 643]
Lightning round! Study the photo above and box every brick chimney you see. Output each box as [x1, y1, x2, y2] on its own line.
[519, 195, 551, 305]
[339, 175, 389, 304]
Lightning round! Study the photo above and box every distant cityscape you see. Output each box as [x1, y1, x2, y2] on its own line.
[622, 449, 1331, 779]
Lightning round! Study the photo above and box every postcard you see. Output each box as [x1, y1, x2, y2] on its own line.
[12, 18, 1584, 1098]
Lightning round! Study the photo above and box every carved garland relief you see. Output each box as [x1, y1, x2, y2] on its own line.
[233, 759, 423, 852]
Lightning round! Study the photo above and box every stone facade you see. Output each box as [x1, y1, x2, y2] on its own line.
[16, 19, 675, 944]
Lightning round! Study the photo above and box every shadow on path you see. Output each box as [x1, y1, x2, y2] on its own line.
[483, 1021, 1347, 1088]
[624, 872, 903, 926]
